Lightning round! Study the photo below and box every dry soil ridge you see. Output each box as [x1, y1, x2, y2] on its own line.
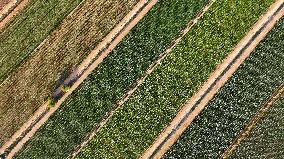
[0, 0, 28, 29]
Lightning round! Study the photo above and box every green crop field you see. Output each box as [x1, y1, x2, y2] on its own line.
[232, 94, 284, 158]
[0, 0, 83, 82]
[14, 0, 210, 158]
[75, 1, 274, 158]
[164, 16, 284, 158]
[0, 0, 139, 147]
[0, 0, 281, 158]
[14, 0, 274, 158]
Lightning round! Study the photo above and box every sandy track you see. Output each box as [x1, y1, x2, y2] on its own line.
[221, 83, 284, 158]
[0, 0, 156, 158]
[0, 0, 28, 29]
[141, 1, 284, 158]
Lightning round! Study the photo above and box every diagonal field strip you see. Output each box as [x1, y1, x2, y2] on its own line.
[68, 1, 214, 158]
[0, 0, 139, 148]
[0, 0, 28, 28]
[221, 82, 284, 158]
[0, 0, 157, 158]
[141, 0, 284, 158]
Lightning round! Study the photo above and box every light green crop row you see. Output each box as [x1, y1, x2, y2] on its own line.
[77, 0, 275, 158]
[165, 16, 284, 158]
[14, 0, 210, 158]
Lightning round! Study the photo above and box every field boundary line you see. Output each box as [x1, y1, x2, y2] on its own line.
[221, 83, 284, 158]
[0, 0, 27, 29]
[0, 0, 86, 86]
[0, 0, 156, 158]
[68, 1, 215, 158]
[141, 1, 284, 158]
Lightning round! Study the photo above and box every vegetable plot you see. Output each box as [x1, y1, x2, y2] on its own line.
[0, 0, 139, 147]
[75, 0, 275, 158]
[164, 16, 284, 158]
[14, 0, 210, 158]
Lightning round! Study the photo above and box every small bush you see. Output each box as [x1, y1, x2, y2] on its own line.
[47, 97, 56, 108]
[61, 85, 71, 93]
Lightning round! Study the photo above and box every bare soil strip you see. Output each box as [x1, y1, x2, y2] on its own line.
[141, 1, 284, 158]
[221, 83, 284, 158]
[0, 0, 11, 11]
[0, 0, 28, 29]
[68, 1, 215, 158]
[0, 0, 156, 158]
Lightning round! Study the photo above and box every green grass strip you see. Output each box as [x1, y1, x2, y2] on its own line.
[75, 0, 275, 158]
[0, 0, 83, 82]
[14, 0, 209, 158]
[164, 17, 284, 158]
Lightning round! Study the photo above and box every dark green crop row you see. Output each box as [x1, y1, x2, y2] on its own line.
[231, 19, 284, 158]
[14, 0, 209, 158]
[0, 0, 83, 82]
[0, 0, 139, 147]
[232, 95, 284, 158]
[76, 0, 275, 158]
[164, 16, 284, 158]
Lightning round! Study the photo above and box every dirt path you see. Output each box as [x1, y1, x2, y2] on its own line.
[0, 0, 28, 29]
[0, 0, 157, 158]
[67, 1, 214, 158]
[0, 0, 10, 11]
[221, 83, 284, 158]
[141, 1, 284, 158]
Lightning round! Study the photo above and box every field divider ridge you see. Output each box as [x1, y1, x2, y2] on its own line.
[221, 82, 284, 158]
[0, 0, 28, 29]
[141, 0, 284, 158]
[68, 0, 215, 158]
[0, 0, 157, 158]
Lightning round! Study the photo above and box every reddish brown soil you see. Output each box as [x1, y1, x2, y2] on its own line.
[0, 0, 10, 11]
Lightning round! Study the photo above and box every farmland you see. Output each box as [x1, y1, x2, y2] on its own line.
[14, 0, 210, 158]
[164, 16, 284, 158]
[74, 0, 275, 158]
[232, 94, 284, 158]
[0, 0, 83, 82]
[0, 0, 139, 147]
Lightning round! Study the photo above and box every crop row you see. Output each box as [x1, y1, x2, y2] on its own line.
[232, 96, 284, 158]
[0, 0, 83, 82]
[75, 0, 275, 158]
[164, 16, 284, 158]
[14, 0, 210, 158]
[231, 18, 284, 158]
[0, 0, 139, 147]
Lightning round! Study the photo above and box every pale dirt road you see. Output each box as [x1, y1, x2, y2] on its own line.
[221, 83, 284, 158]
[0, 0, 157, 158]
[141, 0, 284, 158]
[0, 0, 28, 29]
